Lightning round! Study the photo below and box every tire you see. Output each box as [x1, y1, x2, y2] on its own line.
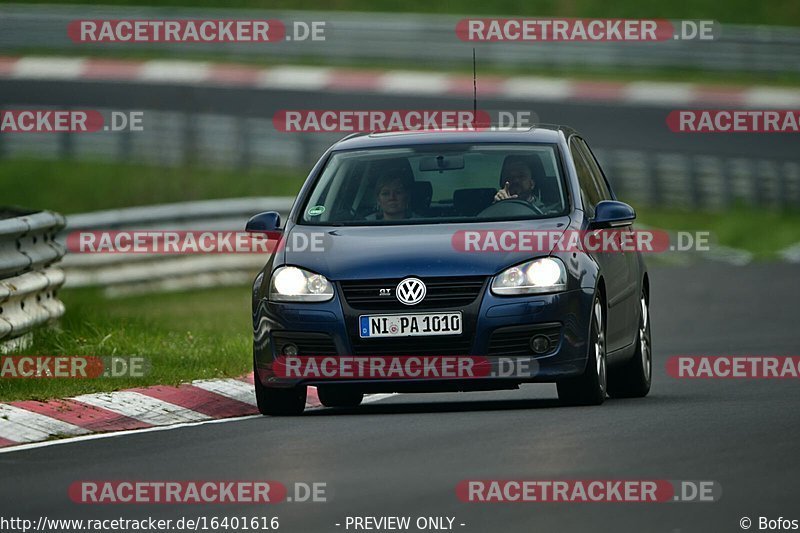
[608, 289, 652, 398]
[254, 363, 307, 416]
[317, 386, 364, 408]
[557, 293, 607, 406]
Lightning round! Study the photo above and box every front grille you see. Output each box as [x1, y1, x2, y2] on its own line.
[488, 323, 561, 357]
[340, 276, 486, 311]
[271, 331, 338, 356]
[351, 336, 474, 356]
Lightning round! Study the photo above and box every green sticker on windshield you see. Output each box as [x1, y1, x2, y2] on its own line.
[307, 205, 326, 216]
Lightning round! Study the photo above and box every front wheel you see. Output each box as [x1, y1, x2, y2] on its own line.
[557, 294, 607, 406]
[254, 364, 307, 416]
[608, 289, 652, 398]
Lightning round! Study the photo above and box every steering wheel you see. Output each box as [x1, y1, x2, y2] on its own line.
[478, 198, 544, 218]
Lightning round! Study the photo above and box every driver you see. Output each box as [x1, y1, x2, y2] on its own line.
[493, 159, 545, 210]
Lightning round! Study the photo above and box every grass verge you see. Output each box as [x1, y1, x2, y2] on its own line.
[0, 286, 252, 402]
[635, 208, 800, 260]
[0, 158, 306, 215]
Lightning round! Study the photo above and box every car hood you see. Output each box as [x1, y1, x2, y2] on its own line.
[282, 217, 570, 280]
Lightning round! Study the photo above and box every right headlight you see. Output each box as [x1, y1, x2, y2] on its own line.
[269, 266, 334, 302]
[491, 257, 566, 295]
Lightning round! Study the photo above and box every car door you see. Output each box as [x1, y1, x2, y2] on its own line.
[569, 136, 631, 353]
[576, 138, 640, 348]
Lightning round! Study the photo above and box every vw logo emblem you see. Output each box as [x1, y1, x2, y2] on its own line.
[396, 278, 426, 306]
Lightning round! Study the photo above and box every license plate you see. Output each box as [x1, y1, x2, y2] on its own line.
[359, 312, 462, 338]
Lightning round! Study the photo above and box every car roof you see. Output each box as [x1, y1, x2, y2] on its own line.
[330, 124, 579, 151]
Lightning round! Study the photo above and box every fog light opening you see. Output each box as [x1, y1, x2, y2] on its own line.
[282, 343, 299, 356]
[530, 335, 550, 354]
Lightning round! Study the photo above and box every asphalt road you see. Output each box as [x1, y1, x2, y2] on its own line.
[1, 262, 799, 533]
[1, 79, 799, 160]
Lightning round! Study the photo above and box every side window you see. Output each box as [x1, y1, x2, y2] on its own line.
[575, 138, 612, 201]
[569, 138, 602, 217]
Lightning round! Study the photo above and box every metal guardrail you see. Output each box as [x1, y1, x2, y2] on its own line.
[0, 5, 799, 74]
[592, 149, 800, 211]
[780, 242, 800, 263]
[0, 208, 66, 351]
[58, 197, 293, 296]
[2, 106, 797, 210]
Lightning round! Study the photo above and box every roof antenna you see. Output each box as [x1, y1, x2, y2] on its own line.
[472, 48, 477, 118]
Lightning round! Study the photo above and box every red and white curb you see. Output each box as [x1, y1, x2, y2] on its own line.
[1, 55, 799, 108]
[0, 374, 325, 449]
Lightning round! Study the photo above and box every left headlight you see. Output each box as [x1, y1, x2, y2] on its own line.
[269, 266, 334, 302]
[491, 257, 566, 295]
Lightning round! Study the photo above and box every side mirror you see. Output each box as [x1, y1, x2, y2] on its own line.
[246, 211, 281, 233]
[589, 201, 636, 230]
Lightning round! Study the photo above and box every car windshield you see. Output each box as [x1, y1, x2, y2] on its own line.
[298, 143, 569, 225]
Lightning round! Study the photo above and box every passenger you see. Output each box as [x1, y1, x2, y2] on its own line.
[367, 172, 415, 220]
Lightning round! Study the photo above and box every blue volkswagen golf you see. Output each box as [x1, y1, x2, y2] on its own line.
[248, 126, 651, 415]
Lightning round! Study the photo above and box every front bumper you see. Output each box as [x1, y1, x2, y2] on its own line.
[254, 286, 594, 390]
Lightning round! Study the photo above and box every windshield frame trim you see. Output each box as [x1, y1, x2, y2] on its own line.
[294, 141, 572, 227]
